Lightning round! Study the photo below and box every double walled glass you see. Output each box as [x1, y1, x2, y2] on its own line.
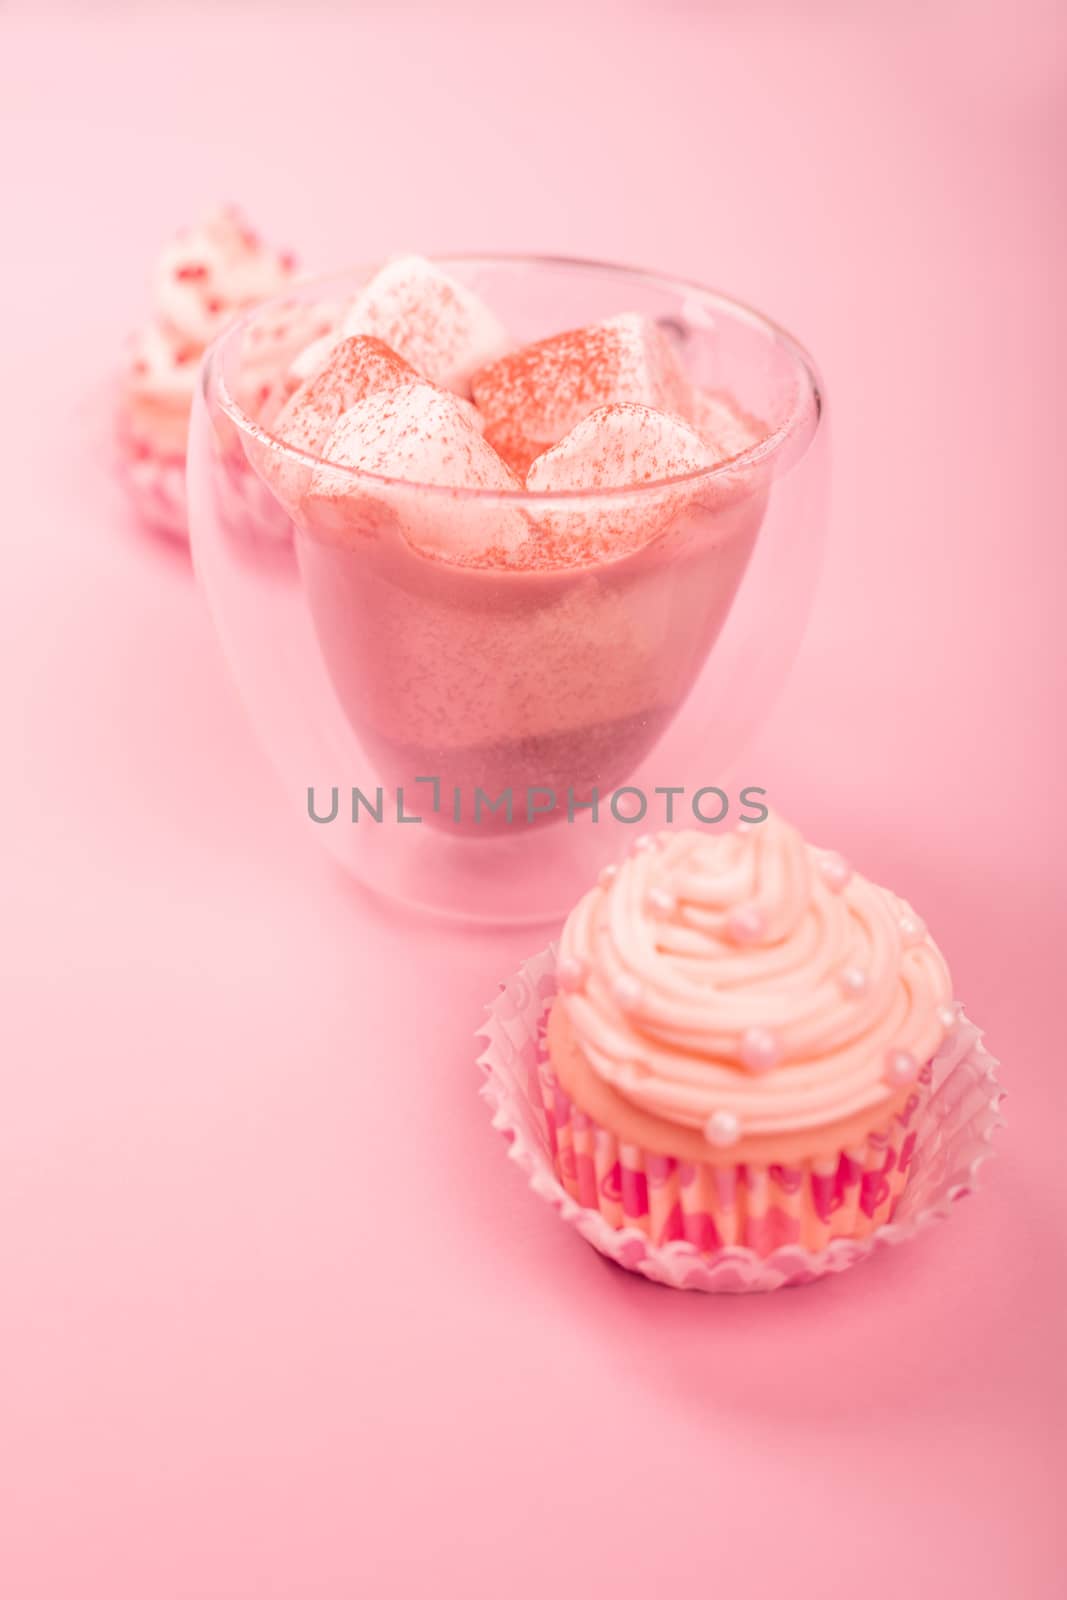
[188, 256, 827, 924]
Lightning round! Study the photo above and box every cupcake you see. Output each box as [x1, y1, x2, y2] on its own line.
[544, 813, 957, 1257]
[116, 206, 330, 538]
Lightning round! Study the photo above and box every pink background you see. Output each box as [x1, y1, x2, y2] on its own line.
[2, 2, 1064, 1595]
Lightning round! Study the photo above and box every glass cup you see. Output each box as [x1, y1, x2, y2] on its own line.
[187, 255, 827, 924]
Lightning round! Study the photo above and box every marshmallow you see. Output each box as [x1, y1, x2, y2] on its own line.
[692, 389, 766, 464]
[248, 336, 421, 511]
[334, 256, 512, 397]
[470, 312, 695, 476]
[289, 330, 340, 384]
[523, 402, 712, 564]
[527, 402, 711, 493]
[303, 382, 526, 558]
[275, 337, 419, 452]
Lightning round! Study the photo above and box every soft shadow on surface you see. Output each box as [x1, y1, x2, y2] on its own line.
[482, 1148, 1045, 1439]
[415, 827, 1045, 1440]
[318, 848, 558, 948]
[423, 968, 1034, 1442]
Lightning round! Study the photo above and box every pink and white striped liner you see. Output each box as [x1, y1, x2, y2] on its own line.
[115, 440, 189, 539]
[114, 407, 292, 546]
[478, 944, 1003, 1293]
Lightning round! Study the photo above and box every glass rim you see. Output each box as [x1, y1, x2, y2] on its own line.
[205, 251, 824, 504]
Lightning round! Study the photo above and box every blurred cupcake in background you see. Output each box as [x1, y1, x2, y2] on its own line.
[116, 206, 330, 538]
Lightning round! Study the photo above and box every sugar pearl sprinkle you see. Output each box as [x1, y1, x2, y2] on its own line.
[726, 904, 765, 945]
[839, 966, 869, 997]
[899, 913, 927, 947]
[633, 834, 658, 854]
[704, 1110, 741, 1148]
[739, 1026, 781, 1074]
[885, 1048, 919, 1086]
[598, 863, 618, 889]
[647, 885, 677, 916]
[556, 955, 586, 994]
[937, 1004, 959, 1032]
[818, 851, 851, 893]
[612, 973, 643, 1012]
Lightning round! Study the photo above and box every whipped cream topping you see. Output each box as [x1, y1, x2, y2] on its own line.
[121, 207, 301, 458]
[152, 206, 296, 348]
[124, 319, 201, 408]
[557, 815, 953, 1145]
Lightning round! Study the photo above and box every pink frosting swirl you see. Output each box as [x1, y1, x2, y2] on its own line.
[557, 814, 953, 1145]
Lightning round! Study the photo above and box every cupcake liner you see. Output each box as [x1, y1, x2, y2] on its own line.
[114, 399, 189, 540]
[116, 440, 189, 540]
[477, 945, 1003, 1293]
[114, 402, 292, 548]
[541, 1077, 923, 1256]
